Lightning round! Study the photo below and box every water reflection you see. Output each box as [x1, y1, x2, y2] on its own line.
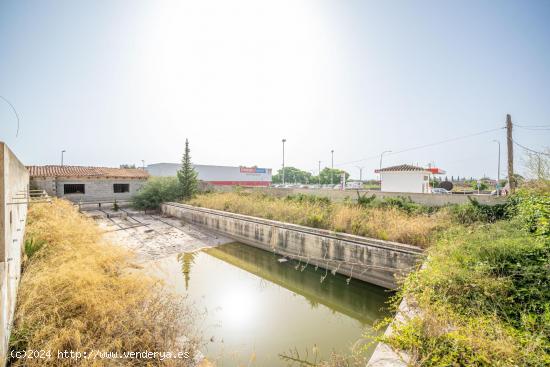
[172, 242, 390, 366]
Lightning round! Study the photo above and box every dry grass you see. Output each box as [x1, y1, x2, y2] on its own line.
[188, 192, 449, 247]
[10, 199, 200, 366]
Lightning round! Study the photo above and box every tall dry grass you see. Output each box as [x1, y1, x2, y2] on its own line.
[188, 192, 449, 247]
[10, 199, 200, 366]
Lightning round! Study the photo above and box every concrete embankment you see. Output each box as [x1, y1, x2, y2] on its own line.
[0, 143, 29, 364]
[161, 203, 423, 289]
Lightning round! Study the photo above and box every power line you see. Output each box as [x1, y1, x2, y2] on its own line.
[515, 127, 550, 131]
[513, 140, 550, 157]
[0, 95, 20, 137]
[335, 126, 505, 167]
[515, 123, 550, 128]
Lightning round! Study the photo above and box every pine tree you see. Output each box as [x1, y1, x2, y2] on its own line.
[177, 139, 198, 200]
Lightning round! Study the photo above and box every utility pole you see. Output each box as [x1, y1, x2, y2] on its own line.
[330, 150, 334, 185]
[282, 139, 286, 186]
[318, 160, 322, 185]
[506, 114, 515, 193]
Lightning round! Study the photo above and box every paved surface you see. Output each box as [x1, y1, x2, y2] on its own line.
[83, 207, 232, 260]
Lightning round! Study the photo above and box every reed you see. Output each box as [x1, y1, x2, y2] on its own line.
[187, 192, 449, 247]
[10, 199, 200, 366]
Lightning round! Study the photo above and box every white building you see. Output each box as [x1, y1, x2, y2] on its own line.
[374, 164, 445, 193]
[146, 163, 272, 187]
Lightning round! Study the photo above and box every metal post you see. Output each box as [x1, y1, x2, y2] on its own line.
[493, 140, 501, 195]
[318, 160, 321, 185]
[330, 150, 334, 185]
[355, 166, 363, 182]
[506, 114, 515, 193]
[282, 139, 286, 186]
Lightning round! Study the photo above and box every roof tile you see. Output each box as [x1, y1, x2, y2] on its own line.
[27, 165, 149, 179]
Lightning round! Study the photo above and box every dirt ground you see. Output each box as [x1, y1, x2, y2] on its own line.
[81, 205, 231, 260]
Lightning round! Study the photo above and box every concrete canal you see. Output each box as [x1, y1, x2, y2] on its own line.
[150, 242, 391, 366]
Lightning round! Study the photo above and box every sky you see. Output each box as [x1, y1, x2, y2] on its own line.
[0, 0, 549, 180]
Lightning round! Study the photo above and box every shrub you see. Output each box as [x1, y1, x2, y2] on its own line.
[356, 192, 376, 207]
[285, 193, 331, 206]
[509, 189, 550, 236]
[132, 177, 181, 210]
[450, 197, 508, 224]
[382, 221, 550, 366]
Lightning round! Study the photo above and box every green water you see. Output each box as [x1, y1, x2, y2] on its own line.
[152, 243, 391, 366]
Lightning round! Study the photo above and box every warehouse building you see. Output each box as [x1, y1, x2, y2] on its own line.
[146, 163, 272, 187]
[27, 165, 149, 202]
[375, 164, 445, 193]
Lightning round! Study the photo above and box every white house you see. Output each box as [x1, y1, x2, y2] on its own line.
[374, 164, 445, 193]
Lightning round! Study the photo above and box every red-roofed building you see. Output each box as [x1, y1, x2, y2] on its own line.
[28, 165, 149, 202]
[374, 164, 446, 193]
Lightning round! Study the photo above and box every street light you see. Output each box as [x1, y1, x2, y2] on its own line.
[61, 150, 66, 166]
[330, 149, 334, 185]
[493, 140, 501, 195]
[282, 139, 287, 186]
[355, 166, 364, 182]
[379, 150, 392, 184]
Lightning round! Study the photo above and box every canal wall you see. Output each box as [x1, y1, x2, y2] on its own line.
[211, 186, 506, 207]
[0, 143, 29, 364]
[161, 203, 423, 289]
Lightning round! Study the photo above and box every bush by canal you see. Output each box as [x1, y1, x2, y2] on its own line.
[380, 185, 550, 366]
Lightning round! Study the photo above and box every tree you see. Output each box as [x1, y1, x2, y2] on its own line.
[177, 139, 199, 200]
[318, 168, 350, 185]
[523, 149, 550, 180]
[272, 167, 313, 184]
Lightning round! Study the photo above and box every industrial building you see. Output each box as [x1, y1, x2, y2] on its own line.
[147, 163, 272, 187]
[27, 165, 149, 202]
[375, 164, 445, 193]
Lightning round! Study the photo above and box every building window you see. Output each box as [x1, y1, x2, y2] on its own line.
[64, 184, 85, 194]
[424, 176, 429, 181]
[113, 183, 130, 193]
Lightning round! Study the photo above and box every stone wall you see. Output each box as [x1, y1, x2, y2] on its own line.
[161, 203, 423, 289]
[212, 186, 506, 206]
[31, 177, 145, 202]
[0, 143, 29, 364]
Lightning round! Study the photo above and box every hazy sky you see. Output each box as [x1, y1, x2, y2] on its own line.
[1, 0, 549, 179]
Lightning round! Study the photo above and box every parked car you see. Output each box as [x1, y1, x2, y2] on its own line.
[432, 188, 451, 194]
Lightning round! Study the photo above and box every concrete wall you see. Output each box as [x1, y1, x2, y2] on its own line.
[0, 143, 29, 364]
[161, 203, 423, 289]
[381, 171, 430, 193]
[31, 177, 145, 202]
[212, 186, 507, 207]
